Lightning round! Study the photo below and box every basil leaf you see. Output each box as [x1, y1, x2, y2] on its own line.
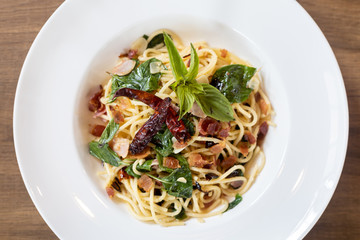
[176, 85, 196, 120]
[137, 160, 153, 172]
[125, 163, 140, 178]
[185, 43, 199, 81]
[182, 117, 195, 136]
[147, 33, 165, 49]
[89, 141, 124, 167]
[175, 207, 187, 220]
[152, 126, 174, 157]
[125, 160, 154, 178]
[195, 84, 234, 121]
[211, 64, 256, 103]
[224, 194, 243, 212]
[142, 34, 149, 40]
[99, 118, 119, 145]
[109, 58, 162, 102]
[163, 32, 187, 85]
[158, 154, 193, 198]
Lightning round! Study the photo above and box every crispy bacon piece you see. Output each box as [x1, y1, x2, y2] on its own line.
[259, 99, 268, 115]
[163, 156, 181, 169]
[209, 141, 226, 154]
[106, 187, 115, 198]
[88, 86, 104, 112]
[188, 153, 208, 168]
[129, 98, 171, 154]
[258, 121, 269, 140]
[244, 131, 256, 144]
[128, 49, 138, 59]
[199, 117, 221, 136]
[114, 88, 191, 144]
[91, 125, 106, 137]
[218, 122, 230, 139]
[238, 142, 249, 157]
[117, 168, 130, 180]
[111, 138, 130, 158]
[220, 155, 237, 170]
[220, 49, 228, 58]
[138, 174, 154, 192]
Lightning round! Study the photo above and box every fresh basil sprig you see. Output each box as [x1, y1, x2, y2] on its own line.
[163, 32, 234, 121]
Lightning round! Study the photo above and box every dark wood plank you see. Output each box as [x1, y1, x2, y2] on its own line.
[0, 0, 358, 239]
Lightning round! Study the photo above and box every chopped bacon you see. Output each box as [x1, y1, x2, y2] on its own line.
[106, 187, 115, 198]
[220, 49, 228, 58]
[188, 153, 208, 168]
[128, 49, 138, 59]
[218, 122, 230, 139]
[259, 99, 268, 115]
[198, 46, 203, 50]
[109, 106, 124, 124]
[91, 125, 106, 137]
[220, 155, 237, 170]
[209, 141, 226, 154]
[163, 156, 181, 169]
[127, 147, 151, 159]
[88, 86, 104, 112]
[199, 117, 221, 136]
[117, 168, 130, 180]
[111, 138, 130, 158]
[138, 174, 154, 192]
[244, 131, 256, 144]
[255, 92, 261, 102]
[238, 142, 249, 157]
[258, 121, 269, 140]
[190, 102, 206, 118]
[93, 105, 106, 118]
[230, 180, 243, 189]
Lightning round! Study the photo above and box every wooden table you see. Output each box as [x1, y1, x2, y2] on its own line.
[0, 0, 358, 239]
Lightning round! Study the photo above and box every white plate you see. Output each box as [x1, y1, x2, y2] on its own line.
[13, 0, 348, 239]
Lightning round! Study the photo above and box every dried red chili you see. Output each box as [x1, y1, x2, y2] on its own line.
[129, 97, 171, 154]
[114, 88, 191, 144]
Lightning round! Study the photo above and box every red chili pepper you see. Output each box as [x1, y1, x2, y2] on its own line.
[129, 97, 171, 154]
[114, 88, 191, 143]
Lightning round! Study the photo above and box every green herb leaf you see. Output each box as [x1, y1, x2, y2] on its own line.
[147, 33, 165, 49]
[175, 207, 187, 220]
[224, 194, 243, 212]
[163, 32, 187, 85]
[109, 58, 162, 102]
[125, 160, 154, 178]
[176, 85, 196, 120]
[152, 126, 174, 157]
[99, 118, 119, 145]
[89, 141, 125, 167]
[195, 84, 235, 121]
[157, 154, 193, 198]
[211, 64, 256, 103]
[185, 43, 199, 81]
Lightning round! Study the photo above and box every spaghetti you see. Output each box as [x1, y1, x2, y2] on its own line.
[88, 29, 273, 226]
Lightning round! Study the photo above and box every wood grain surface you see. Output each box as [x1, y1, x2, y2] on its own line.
[0, 0, 358, 239]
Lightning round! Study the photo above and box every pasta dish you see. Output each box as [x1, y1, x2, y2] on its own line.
[87, 29, 273, 226]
